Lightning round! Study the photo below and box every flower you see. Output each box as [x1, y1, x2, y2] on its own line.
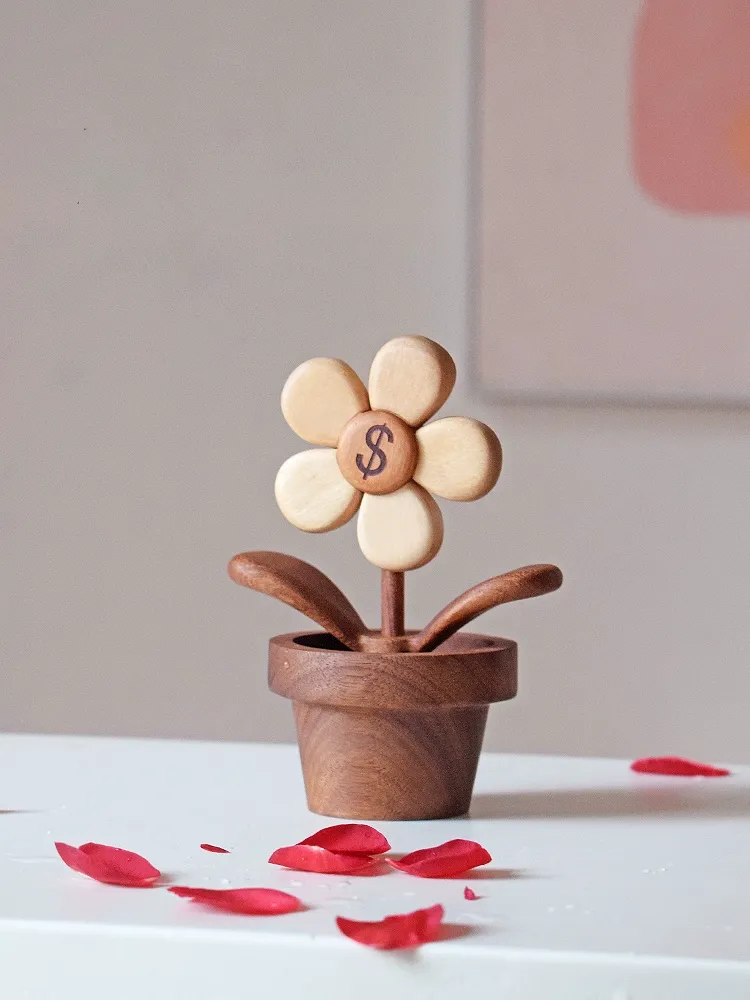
[275, 336, 502, 571]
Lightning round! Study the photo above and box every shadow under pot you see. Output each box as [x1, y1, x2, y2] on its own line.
[268, 630, 517, 821]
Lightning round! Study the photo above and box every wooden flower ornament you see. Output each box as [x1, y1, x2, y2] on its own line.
[275, 336, 501, 573]
[228, 335, 562, 820]
[229, 335, 561, 652]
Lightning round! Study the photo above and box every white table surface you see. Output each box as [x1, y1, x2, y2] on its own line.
[1, 734, 749, 999]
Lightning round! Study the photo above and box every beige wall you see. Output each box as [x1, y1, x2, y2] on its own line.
[3, 1, 749, 761]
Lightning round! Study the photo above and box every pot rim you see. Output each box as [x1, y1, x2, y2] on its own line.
[273, 629, 515, 657]
[268, 630, 518, 710]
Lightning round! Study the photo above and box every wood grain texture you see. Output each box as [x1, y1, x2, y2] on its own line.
[380, 570, 404, 636]
[367, 336, 457, 428]
[281, 357, 369, 446]
[336, 409, 418, 495]
[228, 552, 366, 651]
[357, 630, 412, 653]
[274, 449, 361, 533]
[294, 702, 489, 820]
[414, 416, 502, 501]
[357, 481, 444, 571]
[269, 630, 517, 820]
[412, 563, 563, 653]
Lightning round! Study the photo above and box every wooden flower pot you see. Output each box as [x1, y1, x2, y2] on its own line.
[269, 630, 518, 821]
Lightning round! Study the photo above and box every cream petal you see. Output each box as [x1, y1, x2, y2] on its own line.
[356, 482, 444, 571]
[414, 417, 502, 501]
[275, 450, 361, 533]
[281, 358, 369, 446]
[367, 336, 456, 428]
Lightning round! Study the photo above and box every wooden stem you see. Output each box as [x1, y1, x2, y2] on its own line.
[381, 570, 405, 637]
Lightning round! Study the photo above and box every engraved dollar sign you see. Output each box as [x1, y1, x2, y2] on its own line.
[356, 423, 393, 479]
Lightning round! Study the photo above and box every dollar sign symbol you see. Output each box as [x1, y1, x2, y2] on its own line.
[356, 423, 393, 479]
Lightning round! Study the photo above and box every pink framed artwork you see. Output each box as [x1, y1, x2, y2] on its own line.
[477, 1, 750, 404]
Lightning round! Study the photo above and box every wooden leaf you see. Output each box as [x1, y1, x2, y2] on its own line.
[411, 564, 563, 652]
[228, 551, 366, 650]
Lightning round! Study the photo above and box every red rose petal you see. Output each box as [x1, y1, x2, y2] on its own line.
[336, 904, 444, 950]
[55, 842, 160, 887]
[169, 885, 301, 915]
[298, 823, 390, 856]
[200, 843, 230, 853]
[386, 839, 492, 878]
[631, 756, 730, 777]
[269, 844, 377, 875]
[464, 886, 479, 900]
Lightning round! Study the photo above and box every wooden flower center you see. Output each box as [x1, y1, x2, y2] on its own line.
[337, 409, 418, 495]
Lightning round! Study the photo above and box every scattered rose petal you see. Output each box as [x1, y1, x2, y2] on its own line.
[269, 845, 377, 875]
[200, 843, 230, 853]
[298, 823, 390, 856]
[336, 904, 444, 950]
[464, 886, 479, 900]
[387, 839, 492, 878]
[55, 842, 160, 887]
[631, 756, 730, 777]
[169, 885, 301, 915]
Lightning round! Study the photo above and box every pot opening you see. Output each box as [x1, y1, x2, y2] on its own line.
[289, 631, 512, 655]
[292, 632, 349, 651]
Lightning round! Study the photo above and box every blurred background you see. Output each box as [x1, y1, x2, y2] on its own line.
[2, 1, 749, 761]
